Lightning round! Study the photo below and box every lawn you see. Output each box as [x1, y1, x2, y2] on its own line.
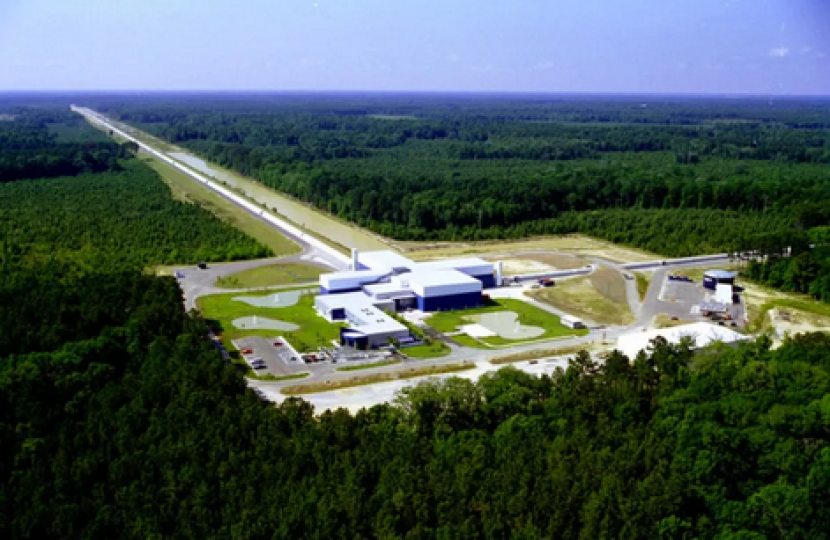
[425, 298, 588, 345]
[197, 287, 343, 352]
[528, 269, 635, 326]
[139, 154, 299, 257]
[402, 342, 452, 358]
[215, 263, 325, 289]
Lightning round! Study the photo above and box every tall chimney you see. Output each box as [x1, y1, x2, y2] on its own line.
[496, 261, 503, 287]
[351, 248, 359, 271]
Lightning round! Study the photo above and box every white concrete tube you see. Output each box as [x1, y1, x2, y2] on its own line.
[351, 248, 359, 271]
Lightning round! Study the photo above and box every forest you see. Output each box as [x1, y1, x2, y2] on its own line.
[93, 93, 830, 255]
[5, 96, 830, 539]
[0, 108, 271, 269]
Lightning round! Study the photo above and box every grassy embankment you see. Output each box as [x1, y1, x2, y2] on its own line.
[489, 343, 596, 365]
[197, 287, 341, 353]
[215, 263, 325, 289]
[336, 359, 401, 372]
[528, 268, 635, 326]
[281, 361, 476, 395]
[426, 298, 588, 348]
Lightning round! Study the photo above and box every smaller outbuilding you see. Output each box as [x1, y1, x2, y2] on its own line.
[703, 270, 737, 291]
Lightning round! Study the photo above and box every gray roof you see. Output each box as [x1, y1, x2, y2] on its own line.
[704, 270, 737, 279]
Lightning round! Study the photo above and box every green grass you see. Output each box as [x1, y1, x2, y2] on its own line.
[402, 342, 452, 358]
[635, 272, 650, 302]
[336, 359, 401, 372]
[452, 335, 490, 349]
[215, 263, 325, 289]
[425, 298, 588, 344]
[252, 372, 310, 382]
[139, 155, 300, 257]
[197, 287, 342, 352]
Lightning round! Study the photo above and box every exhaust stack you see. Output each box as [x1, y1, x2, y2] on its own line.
[351, 248, 359, 271]
[496, 261, 503, 287]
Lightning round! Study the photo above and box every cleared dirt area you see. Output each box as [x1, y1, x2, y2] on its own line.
[402, 235, 658, 263]
[527, 268, 634, 326]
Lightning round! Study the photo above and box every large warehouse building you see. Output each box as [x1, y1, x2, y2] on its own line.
[316, 250, 499, 348]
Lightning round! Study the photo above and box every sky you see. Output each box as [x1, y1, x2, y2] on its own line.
[0, 0, 828, 95]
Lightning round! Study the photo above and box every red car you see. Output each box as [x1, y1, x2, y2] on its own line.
[273, 341, 283, 347]
[240, 348, 253, 355]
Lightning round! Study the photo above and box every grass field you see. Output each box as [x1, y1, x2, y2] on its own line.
[401, 235, 658, 264]
[139, 154, 300, 257]
[451, 335, 489, 349]
[281, 361, 476, 395]
[215, 263, 325, 289]
[402, 342, 452, 358]
[197, 287, 342, 352]
[425, 298, 588, 345]
[528, 269, 635, 326]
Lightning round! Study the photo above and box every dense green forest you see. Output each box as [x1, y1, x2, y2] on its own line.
[6, 297, 830, 539]
[0, 108, 271, 269]
[94, 94, 830, 255]
[5, 96, 830, 539]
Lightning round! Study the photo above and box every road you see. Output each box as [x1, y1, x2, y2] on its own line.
[71, 105, 351, 272]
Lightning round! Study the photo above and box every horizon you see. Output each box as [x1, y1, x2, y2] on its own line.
[1, 0, 829, 95]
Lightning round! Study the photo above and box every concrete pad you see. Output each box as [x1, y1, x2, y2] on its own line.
[460, 323, 497, 338]
[232, 316, 300, 331]
[232, 289, 312, 308]
[470, 311, 545, 340]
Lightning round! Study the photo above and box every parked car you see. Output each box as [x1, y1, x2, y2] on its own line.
[240, 348, 253, 355]
[252, 363, 267, 370]
[273, 341, 283, 347]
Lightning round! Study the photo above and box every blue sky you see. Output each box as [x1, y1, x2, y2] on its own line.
[0, 0, 828, 94]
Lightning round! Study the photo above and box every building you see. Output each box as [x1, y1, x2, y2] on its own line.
[616, 322, 748, 359]
[316, 250, 500, 348]
[315, 292, 412, 350]
[703, 270, 737, 291]
[319, 250, 497, 306]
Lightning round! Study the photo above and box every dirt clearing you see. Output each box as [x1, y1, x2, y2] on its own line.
[403, 235, 658, 264]
[527, 268, 634, 326]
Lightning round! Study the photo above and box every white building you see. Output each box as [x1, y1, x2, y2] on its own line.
[616, 322, 749, 359]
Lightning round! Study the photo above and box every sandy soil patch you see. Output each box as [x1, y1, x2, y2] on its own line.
[768, 308, 830, 337]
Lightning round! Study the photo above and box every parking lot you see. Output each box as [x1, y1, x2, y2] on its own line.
[234, 336, 310, 377]
[658, 278, 745, 326]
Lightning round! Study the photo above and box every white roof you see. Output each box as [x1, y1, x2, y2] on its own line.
[320, 269, 388, 288]
[407, 269, 480, 288]
[412, 257, 493, 274]
[705, 270, 737, 279]
[617, 322, 748, 359]
[358, 250, 415, 271]
[363, 282, 414, 298]
[316, 292, 407, 335]
[561, 315, 584, 324]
